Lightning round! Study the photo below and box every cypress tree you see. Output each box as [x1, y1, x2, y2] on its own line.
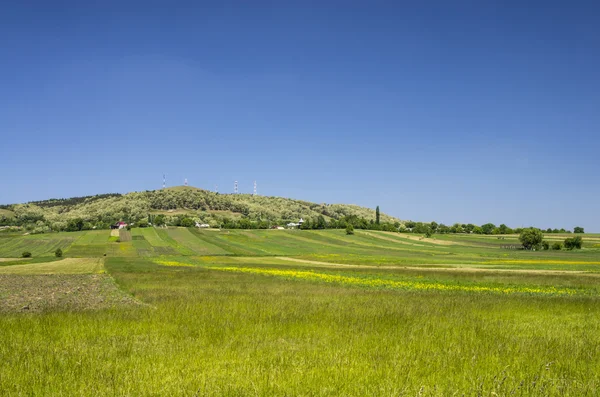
[376, 206, 380, 225]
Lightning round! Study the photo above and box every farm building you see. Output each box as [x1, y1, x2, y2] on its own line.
[286, 218, 304, 229]
[195, 222, 210, 228]
[110, 222, 128, 230]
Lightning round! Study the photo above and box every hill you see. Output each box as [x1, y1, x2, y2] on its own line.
[0, 186, 401, 232]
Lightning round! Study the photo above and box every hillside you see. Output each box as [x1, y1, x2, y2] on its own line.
[0, 186, 401, 232]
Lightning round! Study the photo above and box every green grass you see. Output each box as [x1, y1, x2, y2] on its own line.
[0, 233, 77, 258]
[165, 228, 231, 255]
[0, 209, 14, 219]
[2, 229, 600, 394]
[0, 257, 104, 274]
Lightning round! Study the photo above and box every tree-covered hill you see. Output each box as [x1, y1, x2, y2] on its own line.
[0, 186, 401, 233]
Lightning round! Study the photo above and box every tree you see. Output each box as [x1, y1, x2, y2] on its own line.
[346, 224, 354, 235]
[55, 248, 63, 258]
[564, 236, 583, 250]
[22, 251, 32, 258]
[430, 222, 438, 233]
[375, 206, 380, 225]
[316, 215, 326, 229]
[542, 241, 550, 250]
[481, 223, 496, 235]
[425, 227, 433, 238]
[66, 218, 84, 232]
[519, 228, 543, 250]
[450, 223, 463, 234]
[574, 227, 585, 234]
[154, 214, 166, 226]
[463, 224, 475, 233]
[180, 217, 194, 228]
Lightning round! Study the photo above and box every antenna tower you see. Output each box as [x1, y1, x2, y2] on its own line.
[215, 185, 218, 193]
[253, 181, 257, 196]
[163, 174, 166, 189]
[234, 181, 238, 194]
[184, 178, 188, 187]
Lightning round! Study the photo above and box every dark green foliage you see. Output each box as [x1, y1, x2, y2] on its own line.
[66, 218, 84, 232]
[519, 228, 544, 250]
[21, 251, 32, 258]
[375, 206, 380, 225]
[552, 242, 562, 250]
[346, 224, 354, 235]
[481, 223, 496, 235]
[450, 223, 463, 233]
[564, 236, 583, 250]
[300, 218, 312, 230]
[55, 248, 63, 258]
[574, 227, 585, 234]
[542, 241, 550, 250]
[153, 215, 166, 226]
[316, 215, 326, 230]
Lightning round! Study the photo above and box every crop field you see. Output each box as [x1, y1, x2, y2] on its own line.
[1, 228, 600, 395]
[0, 233, 77, 258]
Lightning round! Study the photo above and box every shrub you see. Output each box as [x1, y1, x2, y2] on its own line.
[346, 224, 354, 235]
[22, 251, 32, 258]
[564, 236, 583, 250]
[552, 242, 562, 250]
[55, 248, 63, 257]
[542, 241, 550, 250]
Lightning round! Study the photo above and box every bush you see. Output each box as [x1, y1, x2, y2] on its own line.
[22, 251, 32, 258]
[564, 236, 583, 250]
[346, 224, 354, 235]
[552, 242, 562, 250]
[542, 241, 550, 250]
[55, 248, 63, 257]
[519, 228, 544, 250]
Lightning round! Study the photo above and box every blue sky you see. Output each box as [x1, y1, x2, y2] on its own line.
[1, 1, 599, 231]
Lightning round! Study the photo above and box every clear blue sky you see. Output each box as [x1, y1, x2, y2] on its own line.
[1, 1, 598, 231]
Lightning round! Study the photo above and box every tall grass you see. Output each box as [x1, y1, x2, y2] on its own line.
[1, 257, 599, 395]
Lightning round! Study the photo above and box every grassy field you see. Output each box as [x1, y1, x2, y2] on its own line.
[1, 229, 600, 395]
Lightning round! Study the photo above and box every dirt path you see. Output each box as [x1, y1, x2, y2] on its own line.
[275, 257, 600, 277]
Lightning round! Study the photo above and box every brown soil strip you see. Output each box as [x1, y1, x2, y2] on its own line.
[0, 274, 143, 313]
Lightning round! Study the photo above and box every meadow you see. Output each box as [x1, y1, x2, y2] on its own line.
[1, 228, 600, 395]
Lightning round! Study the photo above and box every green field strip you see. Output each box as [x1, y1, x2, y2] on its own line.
[227, 230, 341, 255]
[0, 235, 77, 258]
[190, 230, 270, 256]
[164, 228, 231, 255]
[308, 230, 447, 255]
[154, 228, 197, 255]
[365, 231, 444, 247]
[138, 228, 171, 247]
